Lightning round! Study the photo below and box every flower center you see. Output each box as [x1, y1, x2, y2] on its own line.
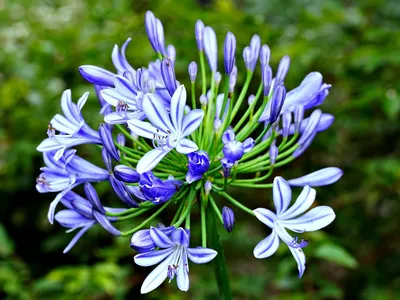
[117, 101, 129, 116]
[167, 245, 187, 282]
[152, 129, 180, 150]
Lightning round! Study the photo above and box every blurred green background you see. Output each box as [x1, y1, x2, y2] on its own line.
[1, 0, 400, 299]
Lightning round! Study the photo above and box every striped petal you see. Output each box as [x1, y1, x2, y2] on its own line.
[273, 176, 292, 215]
[101, 88, 136, 107]
[128, 119, 164, 140]
[279, 186, 316, 221]
[149, 227, 174, 248]
[176, 138, 198, 154]
[134, 247, 174, 267]
[114, 75, 137, 98]
[63, 223, 95, 254]
[136, 148, 171, 174]
[282, 206, 336, 232]
[253, 208, 276, 229]
[143, 94, 174, 133]
[181, 109, 204, 137]
[288, 246, 306, 278]
[287, 168, 343, 187]
[177, 250, 189, 291]
[140, 253, 174, 294]
[170, 85, 186, 131]
[253, 230, 280, 259]
[187, 247, 218, 264]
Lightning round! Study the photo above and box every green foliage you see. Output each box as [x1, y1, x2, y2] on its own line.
[1, 0, 399, 298]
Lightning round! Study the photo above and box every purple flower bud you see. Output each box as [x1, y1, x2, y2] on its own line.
[156, 19, 166, 56]
[260, 44, 271, 67]
[79, 65, 115, 87]
[249, 34, 261, 71]
[269, 85, 286, 124]
[276, 55, 290, 85]
[288, 167, 343, 187]
[130, 224, 175, 252]
[195, 20, 205, 51]
[204, 180, 212, 196]
[204, 26, 218, 72]
[224, 32, 236, 74]
[186, 151, 210, 183]
[269, 144, 278, 165]
[84, 182, 106, 214]
[229, 74, 237, 93]
[262, 65, 273, 96]
[222, 206, 235, 232]
[114, 165, 140, 183]
[167, 44, 176, 62]
[117, 133, 125, 147]
[188, 61, 198, 82]
[243, 46, 252, 71]
[99, 124, 120, 162]
[92, 210, 121, 236]
[231, 65, 238, 77]
[139, 172, 183, 204]
[214, 72, 222, 85]
[214, 118, 222, 132]
[110, 175, 139, 207]
[199, 94, 208, 106]
[282, 110, 292, 138]
[101, 147, 112, 172]
[294, 105, 304, 132]
[161, 58, 178, 96]
[248, 94, 255, 106]
[298, 109, 321, 145]
[221, 157, 234, 178]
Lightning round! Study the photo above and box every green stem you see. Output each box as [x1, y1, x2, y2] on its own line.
[215, 191, 255, 216]
[207, 205, 232, 300]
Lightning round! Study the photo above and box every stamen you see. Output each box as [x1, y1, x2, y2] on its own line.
[116, 101, 129, 116]
[289, 236, 308, 249]
[47, 122, 56, 137]
[36, 176, 49, 186]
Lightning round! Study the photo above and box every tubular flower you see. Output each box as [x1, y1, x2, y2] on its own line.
[253, 177, 335, 277]
[134, 227, 217, 294]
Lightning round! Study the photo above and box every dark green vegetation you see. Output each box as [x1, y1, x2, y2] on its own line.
[0, 0, 399, 298]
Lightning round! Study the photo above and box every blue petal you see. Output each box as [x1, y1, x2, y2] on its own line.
[187, 247, 217, 264]
[47, 185, 77, 224]
[170, 85, 186, 131]
[288, 246, 306, 278]
[253, 231, 280, 259]
[143, 94, 174, 133]
[222, 129, 235, 144]
[170, 228, 189, 247]
[203, 26, 218, 72]
[279, 186, 316, 221]
[181, 109, 204, 137]
[273, 176, 292, 215]
[177, 249, 190, 291]
[287, 167, 343, 187]
[63, 223, 95, 254]
[60, 89, 81, 126]
[176, 138, 198, 154]
[113, 75, 137, 98]
[93, 210, 121, 236]
[55, 209, 93, 228]
[79, 65, 115, 87]
[150, 227, 174, 248]
[134, 247, 174, 266]
[136, 148, 171, 174]
[128, 119, 163, 140]
[253, 208, 276, 229]
[100, 88, 136, 107]
[104, 111, 146, 124]
[281, 206, 335, 232]
[139, 252, 174, 294]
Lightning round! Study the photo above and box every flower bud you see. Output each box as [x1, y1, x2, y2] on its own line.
[101, 147, 112, 172]
[260, 44, 271, 67]
[282, 110, 292, 138]
[214, 118, 222, 132]
[249, 34, 261, 71]
[195, 20, 205, 51]
[262, 65, 272, 96]
[221, 157, 233, 178]
[84, 182, 106, 214]
[204, 180, 212, 196]
[298, 109, 321, 145]
[269, 85, 286, 124]
[224, 32, 236, 74]
[248, 94, 255, 106]
[186, 151, 210, 183]
[110, 175, 139, 207]
[117, 133, 125, 147]
[294, 105, 304, 133]
[222, 206, 235, 232]
[204, 26, 218, 72]
[99, 124, 120, 161]
[188, 61, 198, 82]
[167, 44, 176, 62]
[199, 94, 208, 106]
[229, 74, 237, 93]
[161, 58, 178, 96]
[214, 72, 222, 85]
[276, 55, 290, 85]
[243, 46, 252, 71]
[269, 143, 278, 165]
[114, 165, 140, 183]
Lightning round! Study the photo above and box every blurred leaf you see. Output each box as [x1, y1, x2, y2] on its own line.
[314, 243, 358, 269]
[0, 223, 14, 257]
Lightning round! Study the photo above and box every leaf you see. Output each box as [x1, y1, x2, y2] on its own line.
[314, 243, 358, 269]
[0, 223, 15, 257]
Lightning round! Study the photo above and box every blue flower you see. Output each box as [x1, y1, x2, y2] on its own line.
[134, 227, 217, 293]
[131, 224, 175, 253]
[222, 129, 254, 163]
[134, 172, 183, 204]
[186, 151, 210, 183]
[36, 150, 109, 224]
[287, 167, 343, 187]
[128, 85, 204, 173]
[36, 90, 101, 160]
[55, 190, 124, 253]
[253, 176, 335, 277]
